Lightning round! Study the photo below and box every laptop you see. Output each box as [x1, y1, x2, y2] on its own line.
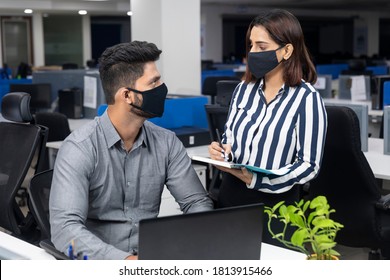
[138, 203, 264, 260]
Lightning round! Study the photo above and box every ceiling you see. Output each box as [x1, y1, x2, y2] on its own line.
[0, 0, 390, 16]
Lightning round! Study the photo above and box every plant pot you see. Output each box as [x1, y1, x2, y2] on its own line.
[307, 254, 339, 260]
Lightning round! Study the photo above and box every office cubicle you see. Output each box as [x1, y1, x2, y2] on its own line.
[338, 75, 371, 101]
[314, 74, 332, 98]
[32, 70, 105, 118]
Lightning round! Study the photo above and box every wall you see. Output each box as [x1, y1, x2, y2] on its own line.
[43, 15, 83, 67]
[201, 4, 390, 63]
[132, 0, 201, 95]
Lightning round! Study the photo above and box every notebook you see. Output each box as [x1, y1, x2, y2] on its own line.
[138, 203, 264, 260]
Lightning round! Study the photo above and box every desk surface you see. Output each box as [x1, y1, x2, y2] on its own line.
[261, 243, 305, 260]
[0, 227, 305, 260]
[0, 231, 55, 260]
[364, 138, 390, 180]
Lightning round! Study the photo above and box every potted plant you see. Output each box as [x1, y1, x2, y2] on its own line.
[264, 195, 344, 260]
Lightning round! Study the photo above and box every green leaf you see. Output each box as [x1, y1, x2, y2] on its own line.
[291, 228, 309, 247]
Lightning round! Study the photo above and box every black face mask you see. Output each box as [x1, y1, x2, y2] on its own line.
[127, 83, 168, 117]
[247, 46, 284, 79]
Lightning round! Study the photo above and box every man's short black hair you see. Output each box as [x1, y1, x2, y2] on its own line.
[99, 41, 162, 104]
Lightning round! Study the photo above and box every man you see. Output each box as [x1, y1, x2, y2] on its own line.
[49, 41, 213, 260]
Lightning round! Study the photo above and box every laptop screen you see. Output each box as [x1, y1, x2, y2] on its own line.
[138, 203, 264, 260]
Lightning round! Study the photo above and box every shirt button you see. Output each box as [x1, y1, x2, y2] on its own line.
[127, 182, 131, 186]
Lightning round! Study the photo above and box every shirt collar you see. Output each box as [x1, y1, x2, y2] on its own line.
[258, 78, 287, 96]
[99, 110, 147, 149]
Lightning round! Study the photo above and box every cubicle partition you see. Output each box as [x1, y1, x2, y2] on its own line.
[32, 69, 106, 118]
[385, 106, 390, 155]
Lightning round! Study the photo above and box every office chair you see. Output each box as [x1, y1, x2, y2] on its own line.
[0, 92, 48, 242]
[28, 169, 69, 259]
[33, 112, 71, 170]
[215, 80, 240, 107]
[204, 104, 230, 202]
[202, 76, 240, 104]
[307, 105, 390, 259]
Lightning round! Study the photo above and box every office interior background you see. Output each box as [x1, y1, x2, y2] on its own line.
[1, 0, 390, 94]
[1, 0, 390, 260]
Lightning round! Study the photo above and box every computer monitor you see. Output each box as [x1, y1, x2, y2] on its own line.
[314, 74, 332, 98]
[338, 75, 371, 101]
[9, 83, 52, 113]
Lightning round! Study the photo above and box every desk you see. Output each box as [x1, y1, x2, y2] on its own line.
[0, 231, 55, 260]
[364, 138, 390, 180]
[261, 243, 305, 260]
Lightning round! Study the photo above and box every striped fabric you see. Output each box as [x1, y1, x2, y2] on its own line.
[223, 79, 327, 193]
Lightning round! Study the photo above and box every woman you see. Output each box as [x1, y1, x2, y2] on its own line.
[208, 9, 327, 243]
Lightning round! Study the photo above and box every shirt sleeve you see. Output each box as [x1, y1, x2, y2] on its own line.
[164, 134, 214, 213]
[250, 91, 327, 193]
[49, 140, 131, 260]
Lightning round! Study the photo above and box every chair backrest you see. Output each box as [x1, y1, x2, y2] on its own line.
[204, 104, 229, 142]
[202, 76, 240, 104]
[34, 112, 71, 142]
[28, 169, 69, 259]
[216, 80, 240, 107]
[308, 105, 382, 248]
[0, 92, 48, 237]
[28, 169, 53, 240]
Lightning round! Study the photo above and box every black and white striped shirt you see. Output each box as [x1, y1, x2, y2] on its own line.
[223, 79, 327, 193]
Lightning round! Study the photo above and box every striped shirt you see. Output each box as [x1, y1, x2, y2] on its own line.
[223, 79, 327, 193]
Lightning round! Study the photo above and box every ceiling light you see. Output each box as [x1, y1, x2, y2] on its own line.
[78, 10, 88, 15]
[24, 9, 33, 14]
[127, 11, 133, 16]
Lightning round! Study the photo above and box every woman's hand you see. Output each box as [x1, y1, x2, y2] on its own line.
[208, 141, 231, 161]
[208, 142, 253, 185]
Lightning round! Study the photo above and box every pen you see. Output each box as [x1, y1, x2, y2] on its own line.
[215, 128, 229, 161]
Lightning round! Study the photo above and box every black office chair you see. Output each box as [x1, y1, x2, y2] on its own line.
[0, 92, 48, 242]
[307, 105, 390, 259]
[34, 112, 71, 170]
[28, 169, 69, 259]
[34, 112, 71, 142]
[215, 80, 240, 107]
[202, 76, 240, 104]
[204, 104, 230, 202]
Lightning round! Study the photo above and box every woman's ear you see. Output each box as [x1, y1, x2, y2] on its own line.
[283, 43, 294, 60]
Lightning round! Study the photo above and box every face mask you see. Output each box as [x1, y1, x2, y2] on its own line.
[247, 46, 284, 79]
[127, 83, 168, 117]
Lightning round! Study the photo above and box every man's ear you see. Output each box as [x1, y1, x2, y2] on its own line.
[120, 88, 133, 104]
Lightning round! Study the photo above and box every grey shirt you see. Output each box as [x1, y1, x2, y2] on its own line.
[49, 111, 213, 260]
